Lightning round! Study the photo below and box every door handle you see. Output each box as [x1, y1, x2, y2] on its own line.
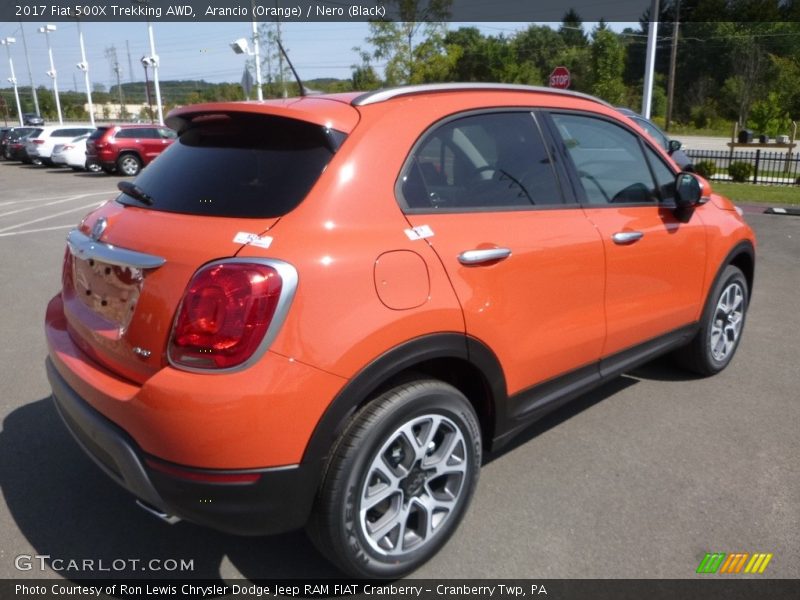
[612, 231, 644, 245]
[458, 247, 512, 265]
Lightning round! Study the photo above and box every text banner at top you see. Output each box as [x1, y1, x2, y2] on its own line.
[3, 0, 768, 24]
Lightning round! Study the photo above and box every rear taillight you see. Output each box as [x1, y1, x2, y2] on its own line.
[61, 246, 73, 293]
[168, 260, 292, 370]
[33, 139, 44, 144]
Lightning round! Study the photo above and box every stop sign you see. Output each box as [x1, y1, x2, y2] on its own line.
[549, 66, 571, 89]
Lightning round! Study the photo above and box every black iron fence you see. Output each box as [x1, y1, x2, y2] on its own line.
[685, 149, 800, 185]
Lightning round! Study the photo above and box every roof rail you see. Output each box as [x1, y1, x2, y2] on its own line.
[352, 83, 611, 107]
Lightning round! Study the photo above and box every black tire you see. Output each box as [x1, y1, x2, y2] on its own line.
[676, 264, 749, 376]
[116, 153, 142, 177]
[307, 379, 482, 578]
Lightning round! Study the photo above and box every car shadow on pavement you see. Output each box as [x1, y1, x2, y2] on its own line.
[486, 357, 702, 463]
[44, 169, 80, 175]
[0, 398, 342, 586]
[484, 375, 638, 465]
[628, 356, 705, 382]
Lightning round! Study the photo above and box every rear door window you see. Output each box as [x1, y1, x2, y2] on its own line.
[115, 129, 143, 139]
[117, 113, 344, 218]
[399, 111, 564, 210]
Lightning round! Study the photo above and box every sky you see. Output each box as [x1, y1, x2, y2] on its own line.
[0, 21, 636, 97]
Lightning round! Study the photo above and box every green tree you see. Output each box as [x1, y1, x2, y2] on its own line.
[363, 0, 452, 85]
[511, 25, 566, 78]
[589, 27, 626, 103]
[351, 50, 381, 90]
[559, 9, 588, 47]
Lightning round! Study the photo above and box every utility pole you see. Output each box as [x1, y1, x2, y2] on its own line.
[141, 56, 153, 123]
[665, 0, 680, 131]
[126, 40, 135, 83]
[18, 23, 40, 117]
[106, 46, 124, 119]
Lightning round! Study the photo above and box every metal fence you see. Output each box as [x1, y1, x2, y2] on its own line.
[685, 149, 800, 186]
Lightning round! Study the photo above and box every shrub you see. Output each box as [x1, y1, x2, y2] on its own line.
[728, 161, 753, 183]
[694, 160, 717, 179]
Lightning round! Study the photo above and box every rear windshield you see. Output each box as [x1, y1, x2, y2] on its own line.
[116, 113, 345, 218]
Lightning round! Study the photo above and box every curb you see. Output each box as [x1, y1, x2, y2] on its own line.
[763, 207, 800, 216]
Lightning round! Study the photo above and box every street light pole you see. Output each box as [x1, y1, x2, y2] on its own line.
[641, 0, 660, 119]
[39, 24, 63, 125]
[251, 6, 263, 101]
[146, 22, 163, 124]
[76, 20, 95, 126]
[1, 38, 23, 126]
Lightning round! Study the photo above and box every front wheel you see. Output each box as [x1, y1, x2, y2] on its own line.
[308, 379, 482, 578]
[677, 264, 749, 376]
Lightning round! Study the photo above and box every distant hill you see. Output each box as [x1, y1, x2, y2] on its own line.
[108, 78, 355, 104]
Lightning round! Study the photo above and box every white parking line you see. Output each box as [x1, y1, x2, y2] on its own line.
[0, 193, 107, 219]
[0, 201, 102, 234]
[0, 190, 116, 208]
[0, 224, 73, 238]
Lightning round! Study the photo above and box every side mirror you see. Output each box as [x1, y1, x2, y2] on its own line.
[668, 139, 682, 154]
[675, 172, 703, 209]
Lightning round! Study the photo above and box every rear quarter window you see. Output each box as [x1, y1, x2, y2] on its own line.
[88, 128, 109, 141]
[117, 113, 344, 218]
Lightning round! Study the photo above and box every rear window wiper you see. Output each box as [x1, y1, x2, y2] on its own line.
[117, 181, 154, 206]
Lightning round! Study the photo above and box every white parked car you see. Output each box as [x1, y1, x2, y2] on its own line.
[25, 126, 95, 166]
[51, 134, 101, 172]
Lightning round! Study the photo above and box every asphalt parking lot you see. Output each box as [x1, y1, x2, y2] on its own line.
[0, 161, 797, 581]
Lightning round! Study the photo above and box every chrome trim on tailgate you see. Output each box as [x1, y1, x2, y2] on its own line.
[67, 229, 166, 269]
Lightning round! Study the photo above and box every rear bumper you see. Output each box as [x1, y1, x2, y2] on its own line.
[86, 156, 115, 170]
[47, 357, 320, 536]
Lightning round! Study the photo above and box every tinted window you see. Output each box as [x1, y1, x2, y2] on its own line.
[644, 145, 676, 202]
[632, 117, 669, 151]
[552, 114, 658, 205]
[117, 113, 342, 218]
[114, 129, 143, 139]
[400, 112, 562, 210]
[159, 128, 177, 139]
[89, 127, 109, 141]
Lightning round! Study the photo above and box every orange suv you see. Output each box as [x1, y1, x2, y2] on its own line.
[45, 84, 755, 578]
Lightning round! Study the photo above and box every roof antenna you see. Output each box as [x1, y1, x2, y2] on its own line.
[276, 39, 317, 97]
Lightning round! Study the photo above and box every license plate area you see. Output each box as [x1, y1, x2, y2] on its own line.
[71, 253, 143, 334]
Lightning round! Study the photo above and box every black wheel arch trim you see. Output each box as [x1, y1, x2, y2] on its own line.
[709, 240, 755, 309]
[301, 333, 508, 466]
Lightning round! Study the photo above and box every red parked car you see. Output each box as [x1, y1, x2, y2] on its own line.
[86, 124, 176, 176]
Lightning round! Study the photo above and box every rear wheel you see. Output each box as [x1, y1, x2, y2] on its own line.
[308, 379, 481, 578]
[676, 264, 749, 376]
[116, 153, 142, 176]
